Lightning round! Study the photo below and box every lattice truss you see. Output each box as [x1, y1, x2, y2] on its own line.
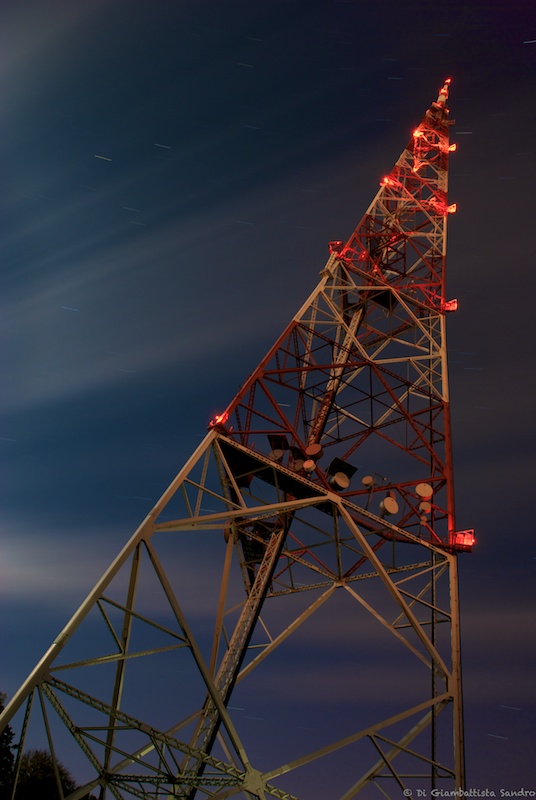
[1, 81, 470, 799]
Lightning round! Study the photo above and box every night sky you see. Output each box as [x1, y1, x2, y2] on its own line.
[2, 0, 536, 793]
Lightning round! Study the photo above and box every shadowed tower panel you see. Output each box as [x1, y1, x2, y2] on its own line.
[1, 79, 474, 800]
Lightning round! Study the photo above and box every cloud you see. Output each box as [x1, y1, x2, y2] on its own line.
[0, 3, 106, 101]
[1, 525, 123, 606]
[2, 194, 272, 416]
[4, 111, 374, 421]
[1, 519, 239, 620]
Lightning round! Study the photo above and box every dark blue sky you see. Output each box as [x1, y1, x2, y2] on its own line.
[2, 0, 536, 793]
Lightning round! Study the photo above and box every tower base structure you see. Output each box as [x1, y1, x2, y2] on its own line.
[1, 80, 472, 800]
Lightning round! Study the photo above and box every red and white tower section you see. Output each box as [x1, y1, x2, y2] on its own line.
[1, 80, 474, 800]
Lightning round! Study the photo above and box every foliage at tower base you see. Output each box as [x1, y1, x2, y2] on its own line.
[15, 750, 78, 800]
[0, 695, 14, 800]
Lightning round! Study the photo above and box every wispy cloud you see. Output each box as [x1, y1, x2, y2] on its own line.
[2, 192, 278, 416]
[1, 521, 237, 619]
[1, 526, 124, 606]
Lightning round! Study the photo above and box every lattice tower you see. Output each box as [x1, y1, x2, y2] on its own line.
[1, 79, 474, 800]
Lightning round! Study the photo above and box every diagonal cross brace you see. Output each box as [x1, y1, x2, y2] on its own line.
[182, 516, 290, 794]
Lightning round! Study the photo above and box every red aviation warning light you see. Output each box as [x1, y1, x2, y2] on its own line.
[450, 529, 476, 552]
[208, 410, 229, 428]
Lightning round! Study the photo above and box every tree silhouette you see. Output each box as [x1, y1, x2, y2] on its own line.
[16, 749, 77, 800]
[0, 693, 15, 800]
[1, 693, 97, 800]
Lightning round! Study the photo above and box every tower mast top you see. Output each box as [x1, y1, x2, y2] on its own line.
[436, 77, 452, 107]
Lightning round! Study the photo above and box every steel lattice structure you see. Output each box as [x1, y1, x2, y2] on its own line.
[2, 80, 474, 800]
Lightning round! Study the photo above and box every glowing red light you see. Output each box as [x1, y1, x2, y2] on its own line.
[449, 143, 457, 152]
[413, 129, 423, 139]
[328, 240, 344, 255]
[381, 175, 402, 188]
[450, 529, 475, 552]
[209, 411, 229, 428]
[441, 298, 458, 312]
[447, 203, 457, 214]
